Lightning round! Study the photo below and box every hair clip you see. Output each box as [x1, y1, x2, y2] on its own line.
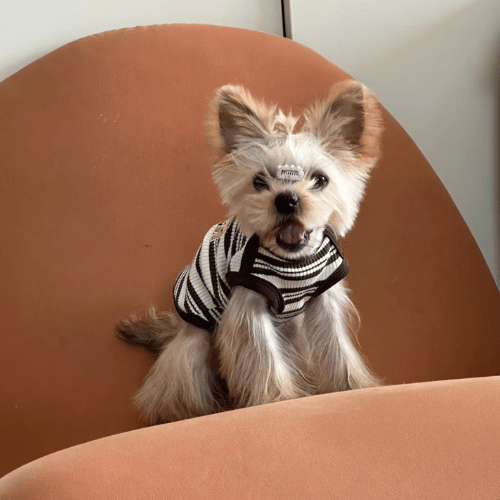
[276, 164, 304, 184]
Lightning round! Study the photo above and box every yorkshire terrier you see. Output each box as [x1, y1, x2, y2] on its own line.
[117, 80, 383, 424]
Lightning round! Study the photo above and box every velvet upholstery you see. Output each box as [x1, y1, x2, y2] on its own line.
[0, 24, 499, 496]
[3, 377, 500, 499]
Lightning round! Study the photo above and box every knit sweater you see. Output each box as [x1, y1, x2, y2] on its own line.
[173, 218, 349, 331]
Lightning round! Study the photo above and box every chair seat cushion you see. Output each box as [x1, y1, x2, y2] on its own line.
[1, 376, 499, 499]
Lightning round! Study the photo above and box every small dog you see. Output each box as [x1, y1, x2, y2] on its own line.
[117, 80, 383, 424]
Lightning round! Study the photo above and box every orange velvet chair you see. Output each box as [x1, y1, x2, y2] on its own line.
[1, 24, 499, 498]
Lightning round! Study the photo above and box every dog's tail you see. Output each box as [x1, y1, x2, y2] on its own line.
[116, 306, 179, 355]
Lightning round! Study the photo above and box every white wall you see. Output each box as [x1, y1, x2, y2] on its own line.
[0, 0, 282, 82]
[291, 0, 500, 290]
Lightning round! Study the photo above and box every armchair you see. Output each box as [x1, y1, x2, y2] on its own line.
[1, 24, 499, 498]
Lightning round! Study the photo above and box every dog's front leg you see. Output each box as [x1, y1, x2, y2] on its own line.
[216, 286, 308, 408]
[302, 282, 380, 393]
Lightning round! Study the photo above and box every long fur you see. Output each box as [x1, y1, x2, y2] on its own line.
[116, 306, 179, 355]
[132, 321, 217, 423]
[117, 80, 383, 424]
[216, 287, 311, 408]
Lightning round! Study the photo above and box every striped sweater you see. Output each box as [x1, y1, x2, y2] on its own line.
[173, 219, 349, 331]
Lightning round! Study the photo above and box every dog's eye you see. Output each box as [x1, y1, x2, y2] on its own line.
[311, 173, 329, 190]
[252, 175, 270, 191]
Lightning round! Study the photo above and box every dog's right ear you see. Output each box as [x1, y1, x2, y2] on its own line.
[303, 80, 383, 172]
[208, 85, 275, 154]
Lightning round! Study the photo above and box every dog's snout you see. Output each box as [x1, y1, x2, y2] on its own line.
[275, 192, 300, 215]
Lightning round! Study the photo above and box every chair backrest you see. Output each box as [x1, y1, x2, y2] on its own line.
[1, 24, 499, 476]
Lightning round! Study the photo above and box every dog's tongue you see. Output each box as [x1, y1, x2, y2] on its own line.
[279, 221, 307, 245]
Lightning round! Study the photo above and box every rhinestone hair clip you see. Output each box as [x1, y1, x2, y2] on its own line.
[276, 164, 305, 184]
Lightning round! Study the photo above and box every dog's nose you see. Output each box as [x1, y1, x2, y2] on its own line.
[275, 192, 300, 215]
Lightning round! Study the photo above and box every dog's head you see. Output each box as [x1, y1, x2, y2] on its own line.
[207, 81, 383, 258]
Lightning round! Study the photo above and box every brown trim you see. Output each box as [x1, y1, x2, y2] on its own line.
[312, 259, 350, 298]
[226, 271, 284, 314]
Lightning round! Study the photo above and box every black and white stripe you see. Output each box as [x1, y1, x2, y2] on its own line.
[173, 219, 349, 331]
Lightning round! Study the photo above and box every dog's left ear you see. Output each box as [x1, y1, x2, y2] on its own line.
[208, 85, 276, 154]
[303, 80, 383, 170]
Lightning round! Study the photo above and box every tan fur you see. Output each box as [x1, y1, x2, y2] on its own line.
[117, 80, 383, 423]
[132, 321, 217, 424]
[300, 282, 380, 392]
[302, 80, 383, 170]
[216, 287, 311, 408]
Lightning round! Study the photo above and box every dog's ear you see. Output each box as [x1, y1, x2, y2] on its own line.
[208, 85, 275, 154]
[303, 80, 383, 169]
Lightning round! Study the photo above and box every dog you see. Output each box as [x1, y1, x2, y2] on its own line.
[117, 80, 383, 424]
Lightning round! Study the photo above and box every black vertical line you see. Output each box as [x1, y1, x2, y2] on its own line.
[281, 0, 292, 39]
[281, 0, 286, 37]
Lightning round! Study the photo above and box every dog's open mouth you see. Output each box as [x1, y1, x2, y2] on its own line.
[276, 221, 313, 253]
